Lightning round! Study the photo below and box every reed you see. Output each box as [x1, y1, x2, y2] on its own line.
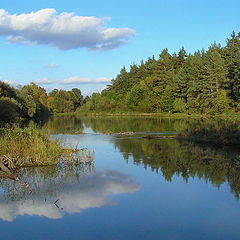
[0, 127, 92, 168]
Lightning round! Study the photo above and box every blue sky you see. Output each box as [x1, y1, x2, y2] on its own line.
[0, 0, 239, 95]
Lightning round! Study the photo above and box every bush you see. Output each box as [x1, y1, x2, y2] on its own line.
[0, 98, 20, 126]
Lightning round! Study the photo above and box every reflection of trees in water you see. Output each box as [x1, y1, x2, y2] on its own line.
[113, 137, 240, 198]
[43, 116, 84, 134]
[81, 116, 192, 133]
[0, 163, 95, 202]
[42, 116, 240, 200]
[81, 116, 238, 135]
[44, 115, 240, 136]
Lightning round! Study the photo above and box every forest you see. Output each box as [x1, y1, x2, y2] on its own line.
[1, 32, 240, 126]
[0, 82, 83, 126]
[80, 32, 240, 114]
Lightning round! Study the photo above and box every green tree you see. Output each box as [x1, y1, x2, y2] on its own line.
[215, 90, 231, 113]
[161, 85, 174, 112]
[126, 85, 144, 110]
[69, 88, 83, 110]
[0, 97, 20, 125]
[201, 47, 229, 111]
[17, 91, 37, 118]
[224, 32, 240, 101]
[173, 98, 187, 113]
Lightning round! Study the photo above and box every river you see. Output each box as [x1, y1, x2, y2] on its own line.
[0, 116, 240, 240]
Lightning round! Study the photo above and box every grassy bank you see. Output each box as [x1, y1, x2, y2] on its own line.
[53, 112, 77, 117]
[75, 110, 240, 120]
[75, 111, 206, 118]
[0, 127, 88, 168]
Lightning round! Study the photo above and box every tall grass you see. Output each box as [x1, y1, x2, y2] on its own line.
[0, 127, 91, 167]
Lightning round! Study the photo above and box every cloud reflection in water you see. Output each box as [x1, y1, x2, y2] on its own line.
[0, 169, 140, 222]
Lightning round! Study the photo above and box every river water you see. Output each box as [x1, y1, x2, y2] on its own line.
[0, 116, 240, 240]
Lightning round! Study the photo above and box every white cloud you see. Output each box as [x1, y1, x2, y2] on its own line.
[62, 76, 111, 84]
[0, 8, 136, 50]
[46, 63, 59, 68]
[1, 79, 14, 85]
[35, 77, 57, 85]
[34, 76, 111, 86]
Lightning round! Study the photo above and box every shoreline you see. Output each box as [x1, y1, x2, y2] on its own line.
[54, 111, 240, 120]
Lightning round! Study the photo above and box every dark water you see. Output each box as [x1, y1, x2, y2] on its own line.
[1, 116, 240, 240]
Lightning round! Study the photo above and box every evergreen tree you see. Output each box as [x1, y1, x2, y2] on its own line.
[224, 32, 240, 101]
[215, 90, 231, 113]
[80, 32, 240, 114]
[161, 85, 174, 112]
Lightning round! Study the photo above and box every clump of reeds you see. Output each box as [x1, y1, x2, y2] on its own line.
[0, 127, 63, 167]
[0, 127, 93, 168]
[179, 122, 240, 146]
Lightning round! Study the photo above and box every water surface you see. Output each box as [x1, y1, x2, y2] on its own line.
[1, 116, 240, 240]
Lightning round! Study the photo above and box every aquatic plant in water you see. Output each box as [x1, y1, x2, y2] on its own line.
[0, 127, 94, 170]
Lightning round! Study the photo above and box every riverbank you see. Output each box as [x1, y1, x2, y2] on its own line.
[59, 111, 205, 119]
[55, 110, 240, 121]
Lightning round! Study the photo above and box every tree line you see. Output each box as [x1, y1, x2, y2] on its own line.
[0, 82, 84, 126]
[81, 32, 240, 114]
[1, 31, 240, 125]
